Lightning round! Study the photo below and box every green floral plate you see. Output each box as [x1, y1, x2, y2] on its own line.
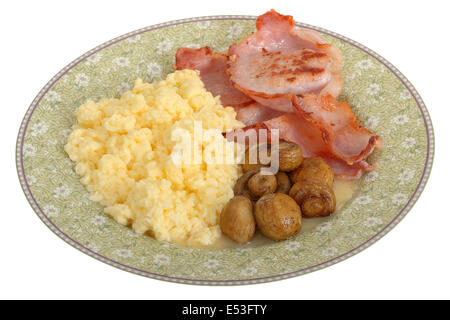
[16, 15, 434, 285]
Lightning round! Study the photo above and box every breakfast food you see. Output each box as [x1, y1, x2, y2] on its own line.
[227, 10, 343, 111]
[227, 112, 378, 179]
[175, 9, 383, 180]
[65, 9, 382, 247]
[273, 141, 303, 172]
[65, 69, 244, 246]
[254, 193, 302, 241]
[219, 196, 256, 243]
[233, 168, 261, 201]
[220, 140, 338, 242]
[288, 157, 336, 218]
[176, 47, 283, 126]
[289, 180, 336, 218]
[247, 172, 278, 197]
[290, 157, 334, 187]
[176, 47, 253, 108]
[275, 172, 291, 194]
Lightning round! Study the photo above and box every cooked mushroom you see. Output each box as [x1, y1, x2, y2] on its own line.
[289, 180, 336, 218]
[220, 196, 256, 243]
[290, 157, 334, 187]
[275, 171, 291, 194]
[233, 168, 260, 201]
[254, 193, 302, 240]
[273, 141, 303, 172]
[248, 172, 277, 197]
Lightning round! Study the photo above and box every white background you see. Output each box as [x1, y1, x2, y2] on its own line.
[1, 0, 449, 300]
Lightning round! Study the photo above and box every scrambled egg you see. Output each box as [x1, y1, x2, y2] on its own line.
[65, 70, 244, 246]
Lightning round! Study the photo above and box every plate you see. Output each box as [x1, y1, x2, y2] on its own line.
[16, 15, 434, 285]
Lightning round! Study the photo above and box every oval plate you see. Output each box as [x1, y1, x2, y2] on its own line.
[16, 15, 434, 285]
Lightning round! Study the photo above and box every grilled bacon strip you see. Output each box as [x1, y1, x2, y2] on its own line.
[227, 9, 343, 113]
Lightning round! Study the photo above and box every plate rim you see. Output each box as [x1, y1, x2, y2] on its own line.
[16, 14, 435, 285]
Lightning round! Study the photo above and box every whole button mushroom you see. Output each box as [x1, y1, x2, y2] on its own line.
[233, 168, 261, 201]
[290, 157, 334, 187]
[273, 141, 303, 172]
[248, 172, 277, 197]
[254, 193, 302, 241]
[289, 180, 336, 218]
[220, 196, 256, 243]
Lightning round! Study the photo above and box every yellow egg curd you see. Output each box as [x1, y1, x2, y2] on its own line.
[65, 70, 244, 246]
